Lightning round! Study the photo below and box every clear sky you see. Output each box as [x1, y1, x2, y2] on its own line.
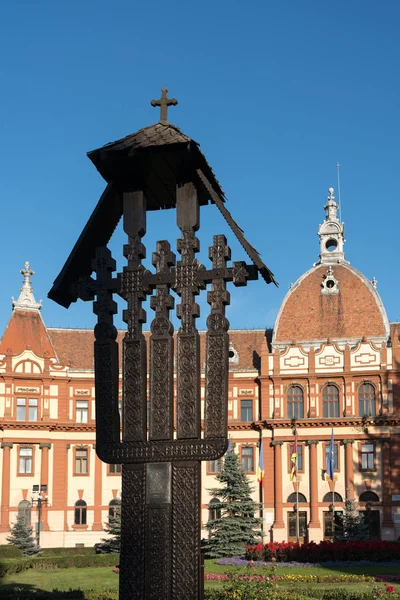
[0, 0, 399, 336]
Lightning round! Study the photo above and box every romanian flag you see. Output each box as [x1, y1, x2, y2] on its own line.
[290, 430, 298, 482]
[257, 438, 264, 483]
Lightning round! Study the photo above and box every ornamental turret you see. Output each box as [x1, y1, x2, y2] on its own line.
[316, 187, 347, 265]
[11, 262, 42, 311]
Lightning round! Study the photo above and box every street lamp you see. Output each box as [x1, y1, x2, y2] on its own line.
[31, 484, 48, 547]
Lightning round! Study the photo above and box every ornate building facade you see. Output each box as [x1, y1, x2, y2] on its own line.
[0, 189, 399, 547]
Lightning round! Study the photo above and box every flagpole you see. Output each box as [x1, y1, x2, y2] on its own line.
[332, 468, 335, 541]
[294, 427, 299, 543]
[260, 437, 264, 536]
[296, 473, 300, 543]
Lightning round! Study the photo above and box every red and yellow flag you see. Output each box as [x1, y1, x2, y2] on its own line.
[290, 430, 298, 482]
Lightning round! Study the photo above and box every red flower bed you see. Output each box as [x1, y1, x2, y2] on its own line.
[245, 540, 400, 563]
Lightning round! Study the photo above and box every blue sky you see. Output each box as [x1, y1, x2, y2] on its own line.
[0, 1, 399, 335]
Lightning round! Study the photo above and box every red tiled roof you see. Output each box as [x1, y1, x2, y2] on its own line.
[0, 310, 57, 358]
[47, 328, 268, 371]
[274, 264, 388, 343]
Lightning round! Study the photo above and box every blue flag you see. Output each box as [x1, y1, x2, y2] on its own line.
[257, 438, 264, 483]
[326, 429, 335, 480]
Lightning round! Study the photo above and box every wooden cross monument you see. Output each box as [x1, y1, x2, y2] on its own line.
[49, 89, 276, 600]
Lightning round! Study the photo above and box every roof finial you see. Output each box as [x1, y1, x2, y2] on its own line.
[151, 87, 178, 123]
[12, 262, 42, 311]
[325, 187, 339, 222]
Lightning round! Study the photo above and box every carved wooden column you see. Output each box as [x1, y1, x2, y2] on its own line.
[120, 190, 148, 600]
[381, 440, 393, 531]
[341, 439, 354, 499]
[271, 440, 284, 529]
[39, 443, 51, 530]
[307, 440, 320, 528]
[0, 442, 13, 531]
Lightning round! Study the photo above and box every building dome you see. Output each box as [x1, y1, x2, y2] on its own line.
[272, 188, 389, 347]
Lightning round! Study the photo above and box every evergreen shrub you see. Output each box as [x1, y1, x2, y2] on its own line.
[205, 450, 263, 558]
[6, 516, 41, 556]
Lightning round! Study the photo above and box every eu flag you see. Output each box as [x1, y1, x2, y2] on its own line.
[326, 429, 335, 480]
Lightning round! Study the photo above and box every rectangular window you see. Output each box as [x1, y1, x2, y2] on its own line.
[240, 400, 253, 422]
[325, 443, 339, 471]
[16, 398, 38, 421]
[361, 443, 374, 471]
[323, 511, 343, 540]
[289, 443, 303, 471]
[109, 464, 122, 474]
[17, 398, 26, 421]
[208, 459, 222, 474]
[19, 448, 33, 474]
[28, 398, 38, 421]
[76, 401, 88, 424]
[288, 511, 307, 542]
[241, 447, 254, 472]
[75, 449, 88, 474]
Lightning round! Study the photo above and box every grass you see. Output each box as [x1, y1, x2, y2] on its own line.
[1, 561, 399, 595]
[0, 567, 119, 592]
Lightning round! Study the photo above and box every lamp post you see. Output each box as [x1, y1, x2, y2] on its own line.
[31, 484, 48, 547]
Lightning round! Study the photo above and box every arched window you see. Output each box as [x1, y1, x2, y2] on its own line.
[323, 492, 343, 503]
[74, 500, 87, 525]
[18, 500, 31, 526]
[208, 498, 221, 522]
[109, 499, 119, 519]
[323, 384, 340, 418]
[358, 383, 376, 417]
[359, 491, 379, 503]
[288, 386, 304, 419]
[287, 492, 307, 503]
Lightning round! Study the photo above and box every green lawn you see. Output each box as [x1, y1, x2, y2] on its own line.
[1, 562, 399, 595]
[0, 567, 119, 592]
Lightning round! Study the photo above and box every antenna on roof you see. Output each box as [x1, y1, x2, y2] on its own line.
[336, 162, 342, 222]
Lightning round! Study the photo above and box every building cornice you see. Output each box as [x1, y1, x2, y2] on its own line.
[252, 416, 400, 430]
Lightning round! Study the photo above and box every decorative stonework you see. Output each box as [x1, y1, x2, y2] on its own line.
[283, 356, 305, 368]
[354, 353, 377, 365]
[321, 266, 339, 295]
[12, 262, 42, 311]
[319, 355, 340, 366]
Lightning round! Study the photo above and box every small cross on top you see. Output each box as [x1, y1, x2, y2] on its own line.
[151, 87, 178, 122]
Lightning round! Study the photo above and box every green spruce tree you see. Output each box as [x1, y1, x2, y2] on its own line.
[7, 516, 41, 556]
[335, 496, 370, 541]
[97, 498, 121, 553]
[205, 449, 263, 558]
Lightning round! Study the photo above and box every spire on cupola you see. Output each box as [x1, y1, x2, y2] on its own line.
[316, 187, 348, 265]
[11, 262, 42, 311]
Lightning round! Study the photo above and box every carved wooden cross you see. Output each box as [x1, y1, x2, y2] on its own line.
[151, 87, 178, 122]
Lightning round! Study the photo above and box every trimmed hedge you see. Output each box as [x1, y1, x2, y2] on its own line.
[0, 545, 23, 558]
[0, 554, 119, 578]
[41, 547, 97, 556]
